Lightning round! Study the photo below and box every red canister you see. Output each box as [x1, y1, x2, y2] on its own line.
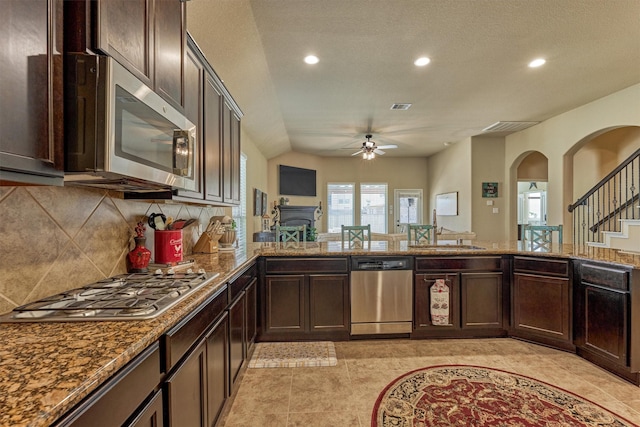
[154, 230, 183, 264]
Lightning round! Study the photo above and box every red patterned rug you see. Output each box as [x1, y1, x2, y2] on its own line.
[372, 365, 637, 426]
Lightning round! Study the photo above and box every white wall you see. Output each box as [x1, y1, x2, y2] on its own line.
[471, 137, 506, 241]
[505, 83, 640, 240]
[426, 139, 472, 233]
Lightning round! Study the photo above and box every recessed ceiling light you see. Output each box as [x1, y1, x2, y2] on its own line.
[414, 57, 431, 67]
[528, 58, 546, 68]
[304, 55, 319, 65]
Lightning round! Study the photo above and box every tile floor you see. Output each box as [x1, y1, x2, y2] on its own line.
[220, 338, 640, 427]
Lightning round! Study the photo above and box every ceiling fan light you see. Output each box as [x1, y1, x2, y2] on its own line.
[304, 55, 319, 65]
[362, 152, 367, 159]
[528, 58, 546, 68]
[414, 56, 431, 66]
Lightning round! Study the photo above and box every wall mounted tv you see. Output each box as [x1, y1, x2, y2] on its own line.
[279, 165, 317, 196]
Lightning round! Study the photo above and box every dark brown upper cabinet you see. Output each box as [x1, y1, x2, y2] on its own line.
[71, 0, 186, 110]
[0, 0, 65, 185]
[174, 35, 242, 206]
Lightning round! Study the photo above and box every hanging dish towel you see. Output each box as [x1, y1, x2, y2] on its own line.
[430, 279, 450, 326]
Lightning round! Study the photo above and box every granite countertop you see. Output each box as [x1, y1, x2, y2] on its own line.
[256, 240, 640, 268]
[0, 250, 256, 427]
[1, 241, 638, 427]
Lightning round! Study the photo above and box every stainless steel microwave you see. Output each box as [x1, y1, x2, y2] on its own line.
[64, 54, 197, 192]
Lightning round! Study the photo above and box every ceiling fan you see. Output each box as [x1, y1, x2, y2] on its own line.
[351, 134, 398, 159]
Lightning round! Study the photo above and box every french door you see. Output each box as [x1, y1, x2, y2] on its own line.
[394, 189, 423, 233]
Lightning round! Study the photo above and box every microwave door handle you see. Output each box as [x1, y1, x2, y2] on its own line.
[172, 130, 190, 176]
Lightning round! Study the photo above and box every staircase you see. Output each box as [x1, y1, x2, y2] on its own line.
[568, 148, 640, 252]
[587, 219, 640, 254]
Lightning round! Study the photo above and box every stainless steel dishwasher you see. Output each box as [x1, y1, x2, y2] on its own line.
[350, 256, 414, 335]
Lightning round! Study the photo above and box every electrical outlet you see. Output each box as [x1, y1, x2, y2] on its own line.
[493, 207, 499, 214]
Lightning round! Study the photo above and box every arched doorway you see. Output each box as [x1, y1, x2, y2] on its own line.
[565, 126, 640, 245]
[516, 152, 548, 240]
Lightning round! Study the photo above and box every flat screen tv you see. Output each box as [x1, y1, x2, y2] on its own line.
[279, 165, 317, 196]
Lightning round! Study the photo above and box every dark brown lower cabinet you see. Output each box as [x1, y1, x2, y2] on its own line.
[461, 272, 503, 329]
[165, 312, 230, 427]
[265, 274, 305, 333]
[412, 256, 507, 338]
[165, 340, 206, 427]
[574, 261, 638, 384]
[128, 390, 163, 427]
[264, 273, 349, 340]
[261, 257, 350, 341]
[245, 278, 258, 354]
[229, 291, 245, 390]
[414, 273, 460, 331]
[511, 256, 572, 350]
[309, 274, 350, 331]
[206, 313, 229, 427]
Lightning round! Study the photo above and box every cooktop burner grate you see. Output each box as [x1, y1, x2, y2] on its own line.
[4, 270, 220, 322]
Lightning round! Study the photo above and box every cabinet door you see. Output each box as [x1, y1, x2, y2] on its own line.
[176, 41, 204, 199]
[245, 278, 258, 353]
[206, 313, 229, 427]
[165, 340, 206, 427]
[513, 273, 570, 342]
[204, 76, 223, 202]
[229, 292, 246, 392]
[579, 284, 628, 366]
[0, 0, 64, 184]
[308, 274, 349, 331]
[265, 275, 306, 333]
[414, 273, 459, 330]
[127, 390, 163, 427]
[460, 272, 503, 329]
[154, 0, 185, 109]
[222, 102, 233, 203]
[230, 112, 242, 204]
[94, 0, 153, 87]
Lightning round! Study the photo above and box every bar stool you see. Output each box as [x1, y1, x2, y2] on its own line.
[521, 225, 563, 251]
[407, 224, 435, 245]
[341, 225, 371, 248]
[276, 224, 306, 243]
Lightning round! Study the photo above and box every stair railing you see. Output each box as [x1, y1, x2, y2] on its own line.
[568, 148, 640, 246]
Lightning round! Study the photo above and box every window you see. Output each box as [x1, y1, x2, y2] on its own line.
[232, 153, 247, 251]
[327, 183, 354, 232]
[361, 183, 387, 233]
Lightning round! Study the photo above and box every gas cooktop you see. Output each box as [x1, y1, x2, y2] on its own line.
[2, 270, 220, 322]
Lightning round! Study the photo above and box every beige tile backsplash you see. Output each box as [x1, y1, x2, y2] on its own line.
[0, 186, 226, 315]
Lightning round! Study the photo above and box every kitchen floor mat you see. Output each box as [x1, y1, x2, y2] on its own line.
[248, 341, 337, 368]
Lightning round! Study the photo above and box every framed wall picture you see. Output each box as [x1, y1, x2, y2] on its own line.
[482, 182, 499, 198]
[261, 192, 268, 215]
[254, 189, 262, 216]
[435, 192, 458, 216]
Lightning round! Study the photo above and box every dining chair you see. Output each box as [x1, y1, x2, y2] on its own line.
[407, 224, 435, 245]
[276, 224, 307, 243]
[341, 225, 371, 248]
[521, 225, 563, 251]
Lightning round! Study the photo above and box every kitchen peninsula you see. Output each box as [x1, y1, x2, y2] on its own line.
[0, 242, 638, 427]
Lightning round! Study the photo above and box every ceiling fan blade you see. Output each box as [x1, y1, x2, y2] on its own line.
[373, 149, 386, 155]
[351, 150, 364, 156]
[376, 144, 397, 150]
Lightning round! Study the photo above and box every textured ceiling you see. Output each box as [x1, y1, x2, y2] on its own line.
[187, 0, 640, 159]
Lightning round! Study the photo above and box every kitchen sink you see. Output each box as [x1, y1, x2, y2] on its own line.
[408, 244, 486, 250]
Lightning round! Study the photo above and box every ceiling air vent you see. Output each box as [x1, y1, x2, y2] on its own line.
[390, 103, 412, 110]
[482, 121, 539, 133]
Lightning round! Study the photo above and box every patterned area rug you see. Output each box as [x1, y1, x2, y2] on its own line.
[248, 341, 337, 368]
[372, 365, 636, 426]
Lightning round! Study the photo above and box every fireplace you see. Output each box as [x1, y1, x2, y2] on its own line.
[277, 205, 318, 229]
